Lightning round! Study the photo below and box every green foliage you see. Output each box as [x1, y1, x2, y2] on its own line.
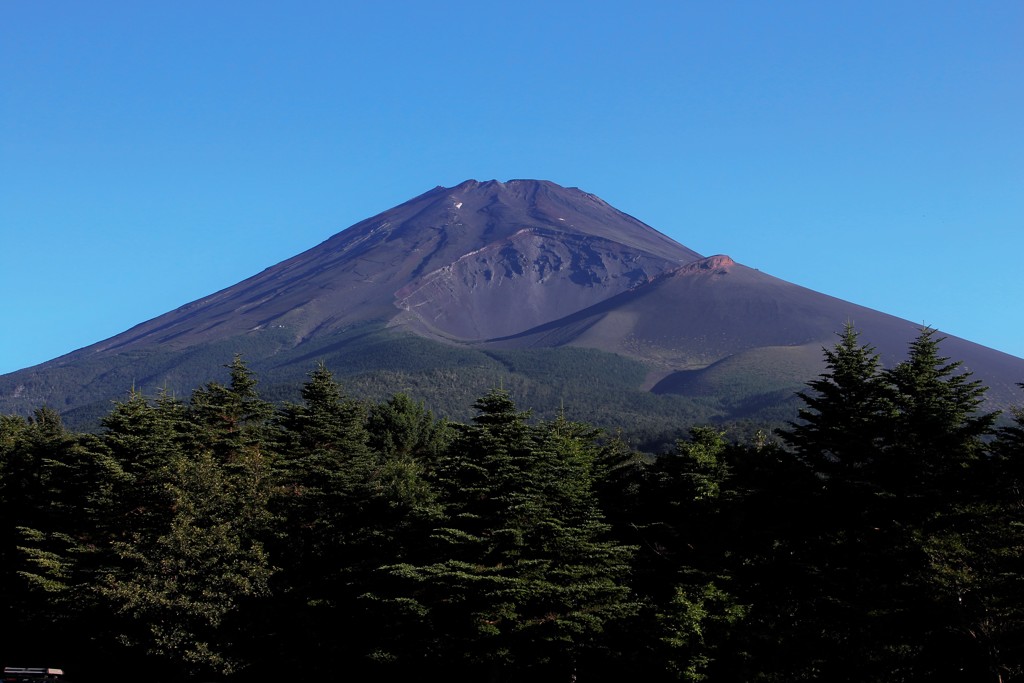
[1, 323, 807, 445]
[762, 325, 1006, 681]
[2, 329, 1024, 682]
[656, 581, 749, 682]
[778, 322, 892, 477]
[100, 448, 274, 678]
[368, 390, 639, 679]
[884, 327, 998, 496]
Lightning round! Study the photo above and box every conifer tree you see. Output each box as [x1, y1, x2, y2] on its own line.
[778, 322, 892, 481]
[773, 327, 1002, 680]
[97, 365, 276, 679]
[363, 392, 447, 567]
[617, 426, 748, 681]
[2, 408, 123, 669]
[367, 391, 452, 465]
[272, 361, 374, 548]
[187, 354, 274, 463]
[974, 389, 1024, 680]
[883, 327, 997, 497]
[269, 362, 377, 673]
[99, 447, 274, 679]
[369, 389, 637, 681]
[99, 389, 185, 538]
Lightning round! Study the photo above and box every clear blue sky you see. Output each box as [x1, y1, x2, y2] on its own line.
[2, 1, 1021, 375]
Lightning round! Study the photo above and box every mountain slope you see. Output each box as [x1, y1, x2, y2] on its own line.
[84, 179, 699, 354]
[2, 179, 1021, 433]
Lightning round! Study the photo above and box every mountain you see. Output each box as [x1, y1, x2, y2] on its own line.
[2, 179, 1022, 438]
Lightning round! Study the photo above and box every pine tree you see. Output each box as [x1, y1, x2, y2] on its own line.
[772, 327, 1002, 680]
[619, 426, 748, 681]
[363, 392, 448, 568]
[2, 408, 124, 670]
[975, 388, 1024, 680]
[911, 384, 1024, 682]
[99, 389, 185, 538]
[367, 391, 452, 466]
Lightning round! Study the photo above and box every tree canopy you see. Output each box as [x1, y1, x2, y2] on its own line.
[2, 330, 1022, 683]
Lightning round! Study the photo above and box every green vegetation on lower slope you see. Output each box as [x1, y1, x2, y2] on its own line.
[0, 322, 797, 443]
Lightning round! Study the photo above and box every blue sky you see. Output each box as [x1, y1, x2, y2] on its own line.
[2, 1, 1021, 375]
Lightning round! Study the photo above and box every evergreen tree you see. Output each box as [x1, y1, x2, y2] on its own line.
[268, 362, 378, 674]
[616, 426, 748, 681]
[99, 447, 274, 679]
[883, 327, 997, 497]
[768, 327, 1002, 680]
[778, 322, 891, 480]
[187, 354, 274, 462]
[369, 389, 637, 681]
[99, 389, 186, 539]
[871, 329, 1001, 678]
[362, 392, 448, 573]
[908, 384, 1024, 682]
[97, 366, 276, 679]
[2, 408, 124, 671]
[274, 361, 372, 518]
[367, 391, 452, 466]
[975, 388, 1024, 680]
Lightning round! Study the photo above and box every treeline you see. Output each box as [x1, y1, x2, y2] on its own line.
[1, 326, 1022, 682]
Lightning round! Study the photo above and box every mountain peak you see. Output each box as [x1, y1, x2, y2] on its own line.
[3, 179, 1023, 429]
[52, 180, 700, 356]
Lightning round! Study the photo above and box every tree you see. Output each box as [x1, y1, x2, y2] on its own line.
[96, 365, 276, 679]
[268, 362, 379, 674]
[2, 408, 127, 671]
[913, 384, 1024, 682]
[769, 327, 1003, 680]
[617, 426, 748, 681]
[187, 354, 274, 463]
[367, 392, 452, 466]
[99, 448, 274, 679]
[369, 390, 638, 681]
[883, 327, 997, 497]
[100, 389, 186, 539]
[778, 322, 891, 480]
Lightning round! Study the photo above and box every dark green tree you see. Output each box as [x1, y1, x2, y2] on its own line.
[362, 392, 448, 569]
[367, 391, 453, 466]
[883, 327, 997, 497]
[778, 322, 892, 480]
[369, 390, 638, 681]
[767, 327, 1002, 681]
[97, 366, 276, 679]
[99, 389, 187, 538]
[187, 354, 274, 462]
[99, 447, 274, 679]
[268, 362, 378, 674]
[615, 426, 748, 681]
[974, 388, 1024, 680]
[2, 408, 124, 671]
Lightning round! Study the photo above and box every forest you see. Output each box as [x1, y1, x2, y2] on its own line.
[1, 326, 1021, 682]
